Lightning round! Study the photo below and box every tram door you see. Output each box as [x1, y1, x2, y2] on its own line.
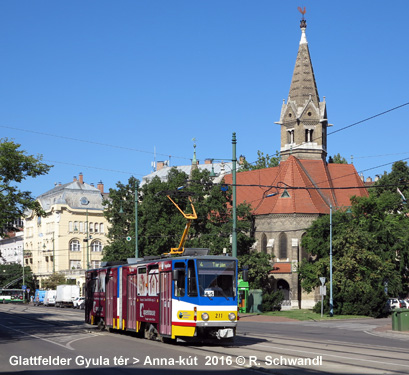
[127, 273, 137, 330]
[106, 270, 116, 327]
[159, 271, 172, 336]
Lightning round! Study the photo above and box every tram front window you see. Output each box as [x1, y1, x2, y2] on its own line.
[197, 260, 236, 298]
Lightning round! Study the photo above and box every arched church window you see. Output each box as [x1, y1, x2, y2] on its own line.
[261, 233, 267, 254]
[279, 232, 287, 259]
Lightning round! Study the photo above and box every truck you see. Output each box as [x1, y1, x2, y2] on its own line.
[34, 289, 46, 306]
[55, 285, 80, 308]
[44, 290, 57, 306]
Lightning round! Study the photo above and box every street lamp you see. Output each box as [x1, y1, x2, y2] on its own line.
[329, 204, 333, 317]
[232, 133, 237, 258]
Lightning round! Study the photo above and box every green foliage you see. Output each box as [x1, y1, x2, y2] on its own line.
[261, 290, 284, 312]
[240, 150, 280, 171]
[299, 164, 409, 317]
[42, 273, 67, 290]
[328, 153, 348, 164]
[238, 251, 283, 312]
[371, 160, 409, 200]
[103, 168, 255, 261]
[0, 138, 52, 237]
[103, 176, 139, 261]
[0, 263, 34, 290]
[238, 252, 272, 289]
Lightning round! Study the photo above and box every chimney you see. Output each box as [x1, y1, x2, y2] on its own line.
[204, 158, 213, 165]
[73, 176, 77, 182]
[366, 177, 372, 183]
[157, 161, 164, 170]
[79, 172, 84, 184]
[97, 181, 104, 194]
[360, 173, 364, 182]
[90, 183, 94, 187]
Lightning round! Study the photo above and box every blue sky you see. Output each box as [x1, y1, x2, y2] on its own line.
[1, 1, 408, 197]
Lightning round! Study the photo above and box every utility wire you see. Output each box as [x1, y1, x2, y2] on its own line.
[0, 124, 190, 161]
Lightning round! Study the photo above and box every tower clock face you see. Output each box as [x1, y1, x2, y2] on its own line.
[80, 197, 89, 205]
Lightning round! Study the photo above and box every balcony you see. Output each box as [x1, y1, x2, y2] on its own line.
[60, 268, 86, 277]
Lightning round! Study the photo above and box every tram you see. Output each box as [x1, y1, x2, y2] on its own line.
[85, 249, 239, 342]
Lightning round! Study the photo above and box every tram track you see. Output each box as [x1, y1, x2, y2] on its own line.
[181, 331, 409, 374]
[2, 304, 409, 374]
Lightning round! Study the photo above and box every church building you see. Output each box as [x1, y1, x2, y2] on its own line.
[226, 15, 368, 308]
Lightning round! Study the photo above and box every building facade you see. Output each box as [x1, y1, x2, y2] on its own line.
[0, 231, 23, 266]
[24, 173, 109, 290]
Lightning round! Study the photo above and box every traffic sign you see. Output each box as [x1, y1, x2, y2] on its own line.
[126, 236, 132, 242]
[22, 285, 27, 290]
[319, 277, 326, 285]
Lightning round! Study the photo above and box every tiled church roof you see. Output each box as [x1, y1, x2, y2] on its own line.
[224, 156, 368, 215]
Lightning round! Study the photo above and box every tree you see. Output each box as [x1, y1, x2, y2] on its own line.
[103, 176, 139, 261]
[238, 252, 284, 311]
[299, 189, 409, 317]
[0, 263, 34, 290]
[42, 273, 67, 289]
[240, 150, 280, 171]
[103, 168, 255, 261]
[328, 153, 348, 164]
[372, 160, 409, 199]
[0, 138, 52, 236]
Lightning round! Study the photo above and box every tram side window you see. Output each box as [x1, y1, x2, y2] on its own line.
[187, 260, 198, 297]
[148, 265, 159, 296]
[138, 267, 147, 296]
[174, 262, 185, 297]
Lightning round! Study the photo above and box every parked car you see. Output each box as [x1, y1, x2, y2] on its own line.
[386, 298, 402, 311]
[78, 298, 85, 310]
[73, 296, 85, 309]
[399, 300, 409, 309]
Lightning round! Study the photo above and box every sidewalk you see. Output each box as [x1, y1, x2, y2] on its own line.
[239, 313, 409, 338]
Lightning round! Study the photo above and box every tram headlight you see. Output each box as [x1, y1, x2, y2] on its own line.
[228, 312, 236, 321]
[201, 312, 209, 321]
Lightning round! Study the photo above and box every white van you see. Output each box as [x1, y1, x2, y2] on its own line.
[44, 290, 57, 306]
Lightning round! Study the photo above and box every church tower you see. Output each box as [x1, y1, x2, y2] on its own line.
[276, 13, 330, 161]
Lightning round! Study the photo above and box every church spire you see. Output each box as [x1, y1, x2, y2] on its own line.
[288, 11, 320, 108]
[276, 9, 329, 162]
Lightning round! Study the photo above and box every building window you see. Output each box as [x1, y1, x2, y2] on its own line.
[69, 222, 73, 232]
[70, 260, 81, 269]
[99, 223, 104, 233]
[74, 221, 79, 232]
[89, 222, 93, 233]
[287, 129, 294, 144]
[305, 129, 313, 143]
[91, 240, 102, 252]
[279, 232, 287, 260]
[70, 240, 81, 252]
[79, 222, 84, 233]
[94, 223, 99, 233]
[91, 260, 101, 269]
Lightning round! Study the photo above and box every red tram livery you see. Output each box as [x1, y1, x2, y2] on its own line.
[85, 250, 239, 342]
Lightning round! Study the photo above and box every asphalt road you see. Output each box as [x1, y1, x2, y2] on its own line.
[1, 304, 408, 375]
